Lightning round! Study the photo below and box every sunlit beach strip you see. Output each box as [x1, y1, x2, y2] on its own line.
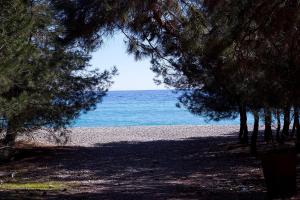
[31, 125, 240, 147]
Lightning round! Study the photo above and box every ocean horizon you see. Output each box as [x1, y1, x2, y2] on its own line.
[73, 90, 246, 127]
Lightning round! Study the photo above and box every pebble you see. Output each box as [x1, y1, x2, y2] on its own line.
[30, 125, 240, 147]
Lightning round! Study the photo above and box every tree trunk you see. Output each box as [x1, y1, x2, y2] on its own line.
[281, 106, 290, 138]
[239, 105, 243, 142]
[294, 109, 299, 133]
[276, 110, 281, 142]
[292, 118, 296, 136]
[294, 109, 300, 137]
[251, 112, 259, 155]
[292, 109, 299, 136]
[242, 106, 249, 144]
[264, 109, 272, 142]
[4, 120, 18, 147]
[294, 109, 300, 152]
[239, 105, 248, 144]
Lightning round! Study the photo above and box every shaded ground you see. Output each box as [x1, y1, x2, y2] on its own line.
[0, 134, 267, 199]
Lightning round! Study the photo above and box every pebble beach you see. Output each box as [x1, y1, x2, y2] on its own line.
[33, 125, 240, 146]
[2, 124, 268, 199]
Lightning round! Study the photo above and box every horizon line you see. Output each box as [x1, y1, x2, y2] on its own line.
[108, 88, 171, 92]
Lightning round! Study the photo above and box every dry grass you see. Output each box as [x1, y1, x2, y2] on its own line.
[0, 182, 66, 190]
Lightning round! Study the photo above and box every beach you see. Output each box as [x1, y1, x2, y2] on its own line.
[33, 125, 241, 146]
[0, 125, 267, 199]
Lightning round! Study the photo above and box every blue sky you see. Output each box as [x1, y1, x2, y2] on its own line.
[90, 32, 166, 91]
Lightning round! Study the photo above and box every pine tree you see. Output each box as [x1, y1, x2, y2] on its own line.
[50, 0, 300, 149]
[0, 0, 116, 146]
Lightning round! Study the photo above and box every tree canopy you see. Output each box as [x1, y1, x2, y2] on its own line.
[2, 0, 300, 152]
[50, 0, 300, 152]
[0, 0, 116, 146]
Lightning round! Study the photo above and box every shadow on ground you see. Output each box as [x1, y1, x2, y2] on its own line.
[0, 133, 267, 199]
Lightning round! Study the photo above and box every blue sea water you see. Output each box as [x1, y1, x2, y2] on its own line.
[73, 90, 243, 127]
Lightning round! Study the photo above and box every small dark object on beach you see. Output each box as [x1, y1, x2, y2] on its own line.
[261, 148, 296, 199]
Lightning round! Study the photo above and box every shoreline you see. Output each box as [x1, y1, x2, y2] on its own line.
[70, 124, 242, 129]
[32, 125, 241, 147]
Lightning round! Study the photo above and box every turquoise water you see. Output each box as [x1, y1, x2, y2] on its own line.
[73, 90, 243, 127]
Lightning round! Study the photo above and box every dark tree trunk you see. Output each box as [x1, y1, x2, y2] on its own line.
[242, 106, 249, 144]
[276, 110, 281, 142]
[4, 120, 17, 147]
[294, 109, 300, 152]
[294, 109, 300, 139]
[281, 106, 290, 138]
[251, 112, 259, 155]
[292, 119, 296, 136]
[294, 110, 300, 132]
[239, 106, 243, 141]
[292, 109, 299, 136]
[239, 105, 248, 144]
[264, 109, 272, 142]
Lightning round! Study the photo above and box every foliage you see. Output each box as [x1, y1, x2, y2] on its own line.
[3, 0, 300, 149]
[0, 0, 116, 145]
[49, 0, 300, 147]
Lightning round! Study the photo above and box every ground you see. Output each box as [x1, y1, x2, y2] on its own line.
[0, 128, 267, 200]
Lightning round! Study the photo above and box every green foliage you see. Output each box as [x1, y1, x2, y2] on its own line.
[0, 0, 117, 145]
[25, 0, 300, 145]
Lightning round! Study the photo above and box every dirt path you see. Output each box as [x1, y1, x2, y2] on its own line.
[0, 134, 266, 199]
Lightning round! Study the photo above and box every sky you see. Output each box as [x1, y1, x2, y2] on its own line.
[90, 33, 166, 91]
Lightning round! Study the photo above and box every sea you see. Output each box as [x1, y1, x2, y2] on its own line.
[74, 90, 243, 127]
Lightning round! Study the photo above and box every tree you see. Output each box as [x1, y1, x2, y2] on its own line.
[50, 0, 266, 145]
[121, 0, 300, 147]
[50, 0, 300, 151]
[0, 0, 116, 146]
